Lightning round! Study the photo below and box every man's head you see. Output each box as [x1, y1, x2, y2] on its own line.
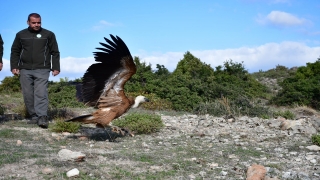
[27, 13, 41, 31]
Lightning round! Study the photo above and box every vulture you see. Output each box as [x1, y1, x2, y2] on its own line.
[65, 34, 149, 128]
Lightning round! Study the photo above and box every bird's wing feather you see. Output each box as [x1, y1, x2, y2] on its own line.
[80, 34, 136, 107]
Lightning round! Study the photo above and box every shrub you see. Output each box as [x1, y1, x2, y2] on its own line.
[12, 103, 29, 118]
[194, 96, 271, 118]
[273, 110, 295, 120]
[50, 119, 81, 133]
[270, 59, 320, 110]
[112, 113, 164, 134]
[48, 81, 85, 108]
[0, 76, 21, 92]
[311, 134, 320, 146]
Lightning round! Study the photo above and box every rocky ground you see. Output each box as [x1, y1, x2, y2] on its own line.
[0, 111, 320, 179]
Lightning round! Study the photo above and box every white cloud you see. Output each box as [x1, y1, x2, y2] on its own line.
[91, 20, 116, 31]
[137, 42, 320, 73]
[136, 51, 184, 72]
[257, 11, 310, 27]
[0, 59, 12, 79]
[60, 56, 95, 73]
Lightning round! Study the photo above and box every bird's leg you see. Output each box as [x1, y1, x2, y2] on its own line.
[105, 124, 134, 137]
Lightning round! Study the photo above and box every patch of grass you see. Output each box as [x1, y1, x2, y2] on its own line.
[0, 129, 15, 138]
[134, 154, 154, 163]
[12, 103, 29, 118]
[229, 147, 263, 158]
[273, 110, 295, 119]
[0, 151, 24, 166]
[112, 112, 164, 134]
[50, 119, 81, 133]
[265, 163, 283, 171]
[0, 128, 29, 139]
[311, 134, 320, 146]
[110, 166, 178, 180]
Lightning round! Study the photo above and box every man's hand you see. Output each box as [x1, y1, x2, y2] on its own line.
[0, 63, 3, 71]
[52, 70, 60, 76]
[11, 69, 20, 76]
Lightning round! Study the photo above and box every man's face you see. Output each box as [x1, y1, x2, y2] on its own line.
[27, 17, 41, 31]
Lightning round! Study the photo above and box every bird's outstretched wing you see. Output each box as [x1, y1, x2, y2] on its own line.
[80, 34, 136, 107]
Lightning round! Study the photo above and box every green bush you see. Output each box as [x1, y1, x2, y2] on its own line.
[193, 96, 271, 118]
[12, 103, 29, 118]
[112, 113, 164, 134]
[252, 65, 296, 80]
[0, 76, 21, 92]
[124, 54, 270, 113]
[48, 80, 85, 108]
[273, 110, 295, 120]
[270, 59, 320, 110]
[311, 134, 320, 146]
[50, 119, 81, 133]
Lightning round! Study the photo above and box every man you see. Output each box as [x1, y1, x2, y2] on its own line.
[10, 13, 60, 128]
[0, 34, 3, 71]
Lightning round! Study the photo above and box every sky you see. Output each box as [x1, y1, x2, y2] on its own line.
[0, 0, 319, 82]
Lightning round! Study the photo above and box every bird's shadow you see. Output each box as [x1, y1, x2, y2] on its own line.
[67, 126, 131, 142]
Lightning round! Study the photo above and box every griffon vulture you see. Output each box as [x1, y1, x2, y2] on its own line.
[65, 34, 149, 128]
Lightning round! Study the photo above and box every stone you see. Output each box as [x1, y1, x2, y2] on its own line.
[16, 140, 22, 146]
[246, 164, 266, 180]
[42, 167, 54, 174]
[305, 145, 320, 151]
[220, 171, 228, 176]
[66, 168, 79, 177]
[58, 149, 86, 162]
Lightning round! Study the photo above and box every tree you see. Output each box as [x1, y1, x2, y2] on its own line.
[270, 58, 320, 110]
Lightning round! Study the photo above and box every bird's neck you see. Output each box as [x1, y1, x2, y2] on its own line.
[132, 99, 140, 108]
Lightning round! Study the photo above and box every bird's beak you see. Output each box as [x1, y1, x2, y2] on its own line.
[145, 98, 150, 102]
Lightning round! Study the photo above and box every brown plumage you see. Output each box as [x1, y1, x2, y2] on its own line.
[66, 34, 149, 127]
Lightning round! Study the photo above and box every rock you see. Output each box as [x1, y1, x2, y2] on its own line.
[246, 164, 266, 180]
[305, 145, 320, 151]
[188, 174, 196, 180]
[268, 120, 281, 128]
[58, 149, 86, 162]
[280, 120, 291, 130]
[42, 167, 54, 174]
[220, 171, 228, 176]
[66, 168, 79, 177]
[62, 132, 71, 136]
[16, 140, 22, 146]
[208, 163, 219, 169]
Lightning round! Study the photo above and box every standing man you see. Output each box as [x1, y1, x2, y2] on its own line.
[10, 13, 60, 128]
[0, 34, 3, 71]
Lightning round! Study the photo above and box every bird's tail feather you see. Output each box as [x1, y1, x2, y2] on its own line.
[65, 114, 93, 122]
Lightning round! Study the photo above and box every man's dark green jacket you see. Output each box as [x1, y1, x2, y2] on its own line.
[0, 34, 3, 63]
[10, 27, 60, 71]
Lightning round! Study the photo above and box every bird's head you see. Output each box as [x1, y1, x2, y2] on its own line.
[136, 95, 150, 103]
[132, 95, 149, 108]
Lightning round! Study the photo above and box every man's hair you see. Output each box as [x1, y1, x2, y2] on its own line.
[28, 13, 41, 21]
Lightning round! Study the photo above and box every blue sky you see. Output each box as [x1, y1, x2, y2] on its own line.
[0, 0, 319, 82]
